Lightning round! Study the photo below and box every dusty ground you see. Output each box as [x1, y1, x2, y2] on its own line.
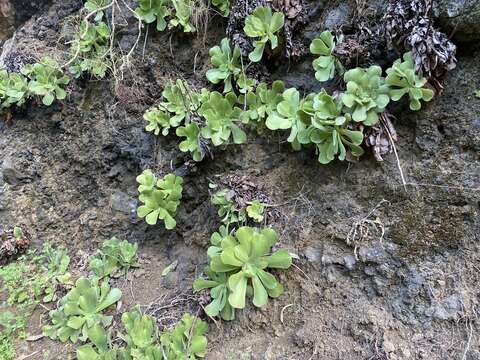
[0, 0, 479, 359]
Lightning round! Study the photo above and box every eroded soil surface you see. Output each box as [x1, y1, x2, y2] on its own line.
[0, 0, 479, 359]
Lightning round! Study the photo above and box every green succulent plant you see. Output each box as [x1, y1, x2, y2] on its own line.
[385, 52, 434, 110]
[236, 73, 257, 94]
[136, 170, 183, 229]
[144, 107, 172, 136]
[0, 70, 29, 111]
[76, 324, 119, 360]
[211, 188, 246, 225]
[193, 265, 235, 321]
[160, 313, 208, 359]
[211, 0, 230, 16]
[206, 38, 242, 93]
[118, 307, 162, 359]
[169, 0, 196, 32]
[89, 237, 138, 279]
[239, 80, 285, 126]
[43, 277, 122, 343]
[299, 90, 364, 164]
[243, 7, 285, 62]
[246, 200, 265, 222]
[310, 30, 343, 82]
[84, 0, 112, 21]
[209, 226, 292, 309]
[265, 87, 309, 150]
[135, 0, 171, 31]
[21, 56, 70, 106]
[161, 80, 202, 125]
[176, 122, 203, 161]
[69, 21, 111, 78]
[341, 65, 390, 126]
[199, 92, 246, 146]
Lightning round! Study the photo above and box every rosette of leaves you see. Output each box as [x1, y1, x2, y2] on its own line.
[193, 265, 235, 320]
[299, 90, 364, 164]
[211, 189, 246, 225]
[135, 0, 171, 31]
[385, 52, 434, 111]
[169, 0, 196, 32]
[38, 242, 72, 302]
[0, 70, 29, 111]
[199, 92, 246, 146]
[21, 56, 70, 106]
[176, 122, 203, 161]
[341, 66, 390, 126]
[310, 30, 343, 82]
[206, 38, 242, 93]
[144, 107, 172, 136]
[239, 80, 285, 126]
[136, 170, 183, 229]
[118, 307, 162, 359]
[265, 88, 310, 150]
[76, 324, 118, 360]
[209, 226, 292, 309]
[69, 21, 111, 78]
[243, 7, 285, 62]
[161, 80, 201, 125]
[43, 277, 122, 343]
[160, 313, 208, 359]
[89, 237, 138, 279]
[211, 0, 230, 16]
[246, 200, 265, 222]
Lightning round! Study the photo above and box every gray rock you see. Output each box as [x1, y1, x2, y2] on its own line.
[110, 191, 137, 215]
[343, 255, 357, 270]
[435, 0, 480, 42]
[323, 2, 352, 29]
[425, 294, 463, 320]
[358, 245, 388, 264]
[304, 246, 322, 263]
[1, 158, 23, 185]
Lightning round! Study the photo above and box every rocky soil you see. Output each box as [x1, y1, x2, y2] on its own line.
[0, 0, 479, 359]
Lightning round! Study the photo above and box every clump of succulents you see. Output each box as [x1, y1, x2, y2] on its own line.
[160, 313, 208, 358]
[21, 56, 70, 106]
[194, 226, 292, 318]
[385, 51, 434, 110]
[199, 91, 246, 146]
[42, 277, 122, 343]
[89, 237, 138, 279]
[69, 20, 112, 79]
[341, 66, 390, 126]
[135, 0, 171, 31]
[136, 170, 183, 229]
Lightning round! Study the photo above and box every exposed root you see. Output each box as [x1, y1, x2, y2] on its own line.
[346, 199, 389, 258]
